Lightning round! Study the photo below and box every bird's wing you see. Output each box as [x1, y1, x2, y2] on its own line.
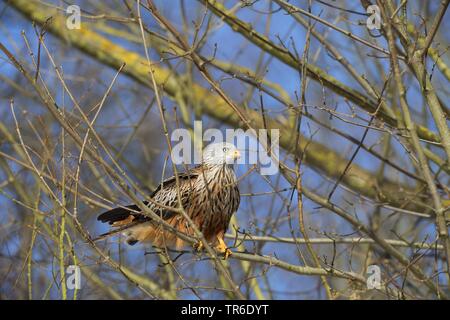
[97, 168, 201, 226]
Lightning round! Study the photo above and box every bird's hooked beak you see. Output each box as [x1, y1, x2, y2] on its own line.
[232, 149, 241, 160]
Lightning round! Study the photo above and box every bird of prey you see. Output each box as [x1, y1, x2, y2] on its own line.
[95, 142, 241, 258]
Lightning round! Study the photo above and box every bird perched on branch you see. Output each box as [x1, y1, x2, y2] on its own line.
[95, 142, 241, 258]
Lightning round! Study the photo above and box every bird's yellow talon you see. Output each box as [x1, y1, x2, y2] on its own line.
[223, 248, 232, 259]
[215, 236, 232, 259]
[193, 241, 204, 252]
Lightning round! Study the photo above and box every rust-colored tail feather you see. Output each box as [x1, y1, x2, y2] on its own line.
[95, 201, 181, 246]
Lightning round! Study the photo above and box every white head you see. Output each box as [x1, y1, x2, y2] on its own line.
[202, 142, 241, 166]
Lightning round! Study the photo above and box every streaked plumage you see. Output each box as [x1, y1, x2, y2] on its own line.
[95, 142, 240, 257]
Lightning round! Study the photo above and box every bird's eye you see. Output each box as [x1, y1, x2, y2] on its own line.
[222, 147, 228, 152]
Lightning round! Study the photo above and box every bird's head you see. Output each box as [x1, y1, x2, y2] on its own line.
[202, 142, 241, 166]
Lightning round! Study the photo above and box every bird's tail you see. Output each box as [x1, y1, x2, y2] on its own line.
[94, 203, 183, 247]
[93, 204, 148, 245]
